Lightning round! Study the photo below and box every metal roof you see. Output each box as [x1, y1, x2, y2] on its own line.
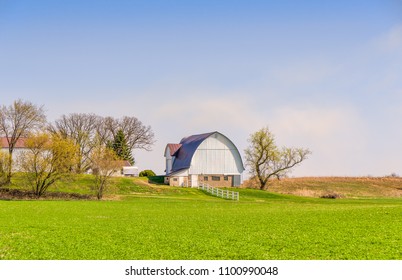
[170, 131, 217, 173]
[166, 143, 182, 156]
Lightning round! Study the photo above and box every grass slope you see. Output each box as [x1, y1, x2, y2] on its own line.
[246, 177, 402, 198]
[1, 176, 401, 260]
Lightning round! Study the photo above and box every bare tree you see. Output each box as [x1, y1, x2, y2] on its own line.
[95, 116, 117, 146]
[49, 113, 100, 173]
[245, 127, 311, 190]
[96, 116, 155, 159]
[49, 114, 154, 172]
[120, 116, 155, 151]
[0, 99, 46, 184]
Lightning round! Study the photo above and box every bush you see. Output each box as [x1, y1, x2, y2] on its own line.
[139, 170, 156, 177]
[320, 193, 343, 199]
[148, 176, 165, 184]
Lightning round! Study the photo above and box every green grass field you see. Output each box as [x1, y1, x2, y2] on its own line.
[1, 176, 401, 260]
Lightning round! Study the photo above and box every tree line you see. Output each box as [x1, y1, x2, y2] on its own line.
[0, 99, 155, 199]
[0, 99, 312, 199]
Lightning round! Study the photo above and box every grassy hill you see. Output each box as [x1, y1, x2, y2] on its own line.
[3, 174, 402, 200]
[5, 174, 402, 200]
[243, 176, 402, 199]
[1, 175, 402, 259]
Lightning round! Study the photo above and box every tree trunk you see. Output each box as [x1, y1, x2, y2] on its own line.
[5, 151, 12, 185]
[258, 176, 268, 190]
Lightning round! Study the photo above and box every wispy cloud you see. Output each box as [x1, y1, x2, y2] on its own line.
[377, 24, 402, 53]
[153, 93, 265, 134]
[269, 105, 369, 176]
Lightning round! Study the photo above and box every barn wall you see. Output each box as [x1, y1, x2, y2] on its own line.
[189, 133, 244, 175]
[165, 147, 172, 175]
[1, 148, 27, 171]
[169, 176, 189, 187]
[166, 169, 189, 187]
[198, 174, 233, 187]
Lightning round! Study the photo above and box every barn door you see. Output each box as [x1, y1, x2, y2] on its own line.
[191, 175, 198, 187]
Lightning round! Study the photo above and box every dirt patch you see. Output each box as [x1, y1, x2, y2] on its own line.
[0, 188, 94, 200]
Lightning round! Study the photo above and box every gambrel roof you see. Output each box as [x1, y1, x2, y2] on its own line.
[171, 132, 215, 173]
[168, 131, 244, 174]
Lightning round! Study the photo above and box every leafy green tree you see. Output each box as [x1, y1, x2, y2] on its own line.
[245, 126, 311, 190]
[109, 129, 134, 165]
[139, 169, 156, 177]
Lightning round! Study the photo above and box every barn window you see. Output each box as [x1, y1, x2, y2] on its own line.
[204, 176, 208, 181]
[212, 176, 220, 181]
[173, 178, 178, 182]
[224, 176, 229, 181]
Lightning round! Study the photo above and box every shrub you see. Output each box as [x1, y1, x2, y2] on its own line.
[139, 170, 156, 177]
[320, 193, 343, 199]
[148, 176, 165, 184]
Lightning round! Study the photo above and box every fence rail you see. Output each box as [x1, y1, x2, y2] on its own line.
[194, 182, 239, 201]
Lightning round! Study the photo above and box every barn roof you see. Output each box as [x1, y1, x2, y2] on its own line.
[0, 137, 26, 149]
[170, 131, 217, 173]
[166, 143, 182, 156]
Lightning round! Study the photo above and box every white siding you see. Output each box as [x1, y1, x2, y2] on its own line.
[189, 133, 243, 175]
[165, 146, 173, 175]
[1, 148, 27, 171]
[166, 158, 172, 174]
[169, 169, 189, 177]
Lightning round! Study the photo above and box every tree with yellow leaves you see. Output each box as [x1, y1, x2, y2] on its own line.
[18, 133, 78, 197]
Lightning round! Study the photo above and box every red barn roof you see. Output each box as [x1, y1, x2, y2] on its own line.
[166, 143, 182, 156]
[0, 137, 27, 148]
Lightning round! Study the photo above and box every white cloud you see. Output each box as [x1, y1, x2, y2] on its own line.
[376, 24, 402, 54]
[270, 106, 355, 140]
[268, 105, 369, 176]
[154, 94, 265, 134]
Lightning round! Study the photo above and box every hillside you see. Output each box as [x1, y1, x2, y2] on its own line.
[243, 176, 402, 198]
[1, 175, 402, 260]
[3, 174, 402, 200]
[1, 176, 402, 260]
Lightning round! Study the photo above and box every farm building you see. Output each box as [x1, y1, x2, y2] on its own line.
[164, 131, 245, 187]
[1, 137, 27, 170]
[1, 137, 27, 151]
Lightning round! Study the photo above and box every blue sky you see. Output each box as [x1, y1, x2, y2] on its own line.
[1, 0, 402, 177]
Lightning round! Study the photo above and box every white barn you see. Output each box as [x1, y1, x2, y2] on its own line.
[1, 137, 27, 171]
[164, 131, 244, 187]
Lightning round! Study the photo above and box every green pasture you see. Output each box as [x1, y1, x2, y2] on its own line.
[1, 185, 401, 260]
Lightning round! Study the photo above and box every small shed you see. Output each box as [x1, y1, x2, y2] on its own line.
[122, 166, 139, 177]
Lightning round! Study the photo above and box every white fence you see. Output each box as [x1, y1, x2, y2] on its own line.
[194, 182, 239, 201]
